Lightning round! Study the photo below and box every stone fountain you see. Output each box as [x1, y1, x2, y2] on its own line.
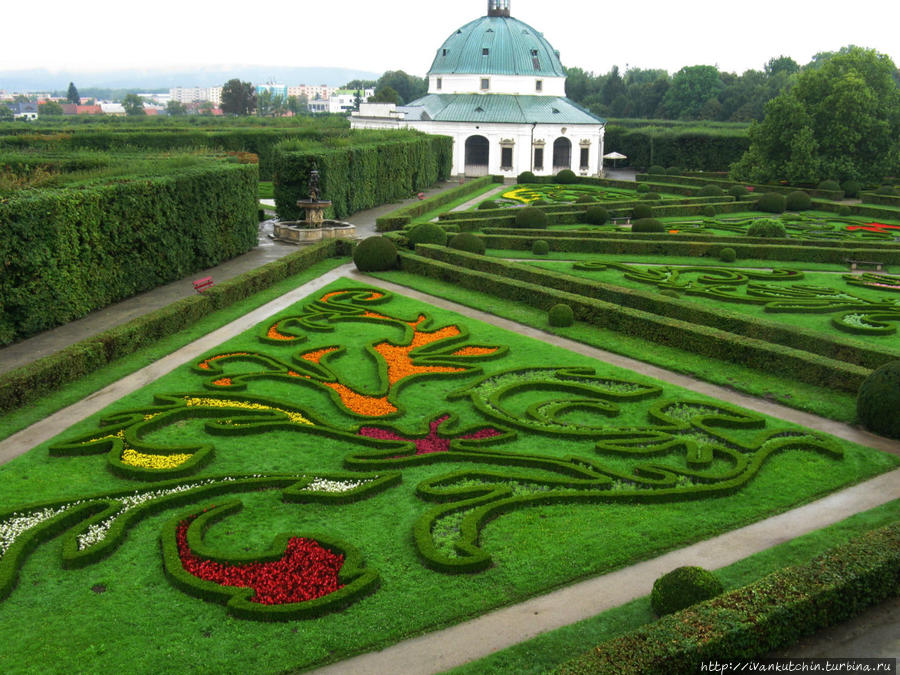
[272, 166, 356, 244]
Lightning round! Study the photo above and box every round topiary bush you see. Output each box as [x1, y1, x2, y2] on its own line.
[556, 169, 577, 184]
[728, 185, 749, 199]
[719, 247, 736, 262]
[575, 194, 595, 204]
[666, 166, 682, 175]
[747, 218, 788, 238]
[531, 239, 550, 255]
[517, 171, 538, 184]
[837, 205, 852, 217]
[648, 165, 667, 175]
[785, 190, 812, 211]
[584, 205, 609, 225]
[698, 184, 724, 197]
[702, 205, 717, 217]
[548, 303, 574, 327]
[857, 361, 900, 439]
[407, 223, 448, 248]
[644, 192, 662, 201]
[651, 566, 724, 616]
[477, 200, 498, 210]
[353, 236, 398, 272]
[876, 185, 897, 196]
[756, 192, 787, 213]
[842, 180, 861, 198]
[636, 183, 651, 194]
[449, 232, 486, 255]
[659, 289, 680, 298]
[533, 198, 549, 206]
[817, 179, 843, 197]
[632, 218, 664, 233]
[515, 206, 549, 229]
[632, 204, 654, 219]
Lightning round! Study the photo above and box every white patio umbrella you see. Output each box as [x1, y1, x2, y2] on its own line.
[603, 151, 627, 169]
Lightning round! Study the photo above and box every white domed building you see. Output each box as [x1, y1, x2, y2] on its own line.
[351, 0, 606, 179]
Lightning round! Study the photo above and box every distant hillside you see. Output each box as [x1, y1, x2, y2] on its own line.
[0, 65, 383, 92]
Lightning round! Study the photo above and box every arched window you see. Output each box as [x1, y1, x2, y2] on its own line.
[464, 135, 490, 176]
[553, 137, 572, 171]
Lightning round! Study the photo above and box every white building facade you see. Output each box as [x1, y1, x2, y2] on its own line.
[351, 0, 605, 179]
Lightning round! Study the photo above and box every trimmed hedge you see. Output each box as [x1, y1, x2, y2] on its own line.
[0, 240, 341, 415]
[449, 233, 486, 255]
[407, 223, 447, 248]
[856, 361, 900, 439]
[403, 247, 899, 389]
[353, 236, 398, 272]
[556, 523, 900, 674]
[0, 159, 259, 346]
[273, 132, 453, 221]
[651, 566, 724, 616]
[375, 176, 496, 231]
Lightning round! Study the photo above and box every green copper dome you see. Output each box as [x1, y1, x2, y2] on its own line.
[429, 14, 566, 78]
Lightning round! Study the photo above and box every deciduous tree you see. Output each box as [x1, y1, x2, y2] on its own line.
[221, 79, 257, 116]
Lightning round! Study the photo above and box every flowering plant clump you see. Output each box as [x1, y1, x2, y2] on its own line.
[358, 415, 502, 456]
[301, 478, 373, 494]
[176, 515, 345, 605]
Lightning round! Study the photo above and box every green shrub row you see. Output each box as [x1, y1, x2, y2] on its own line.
[476, 233, 900, 265]
[0, 160, 260, 346]
[860, 192, 900, 209]
[478, 227, 900, 252]
[273, 132, 453, 221]
[375, 176, 496, 231]
[604, 126, 750, 172]
[556, 523, 900, 674]
[636, 173, 845, 201]
[811, 199, 900, 221]
[0, 241, 341, 415]
[401, 248, 879, 391]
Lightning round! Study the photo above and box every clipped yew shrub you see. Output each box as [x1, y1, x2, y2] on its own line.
[876, 185, 897, 196]
[644, 192, 662, 200]
[702, 205, 717, 217]
[719, 247, 737, 262]
[353, 236, 398, 272]
[514, 206, 549, 229]
[556, 169, 577, 184]
[698, 184, 724, 197]
[747, 218, 788, 238]
[756, 192, 787, 213]
[448, 232, 486, 255]
[584, 205, 609, 225]
[666, 166, 682, 175]
[632, 204, 653, 219]
[532, 239, 550, 255]
[728, 185, 749, 199]
[659, 289, 680, 298]
[648, 165, 667, 175]
[857, 361, 900, 439]
[842, 180, 862, 198]
[838, 205, 852, 217]
[632, 218, 664, 233]
[576, 194, 596, 204]
[407, 223, 447, 248]
[636, 183, 651, 194]
[517, 170, 538, 183]
[786, 190, 812, 211]
[818, 179, 843, 196]
[548, 303, 574, 327]
[651, 566, 724, 617]
[477, 199, 498, 210]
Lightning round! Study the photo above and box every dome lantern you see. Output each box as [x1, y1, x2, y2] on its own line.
[488, 0, 510, 17]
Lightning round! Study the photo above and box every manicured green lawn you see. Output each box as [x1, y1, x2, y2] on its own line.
[0, 277, 894, 673]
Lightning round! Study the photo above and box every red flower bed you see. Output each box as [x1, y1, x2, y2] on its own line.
[358, 415, 502, 456]
[176, 517, 345, 605]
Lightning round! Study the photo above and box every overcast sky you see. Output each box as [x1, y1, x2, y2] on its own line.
[2, 0, 898, 77]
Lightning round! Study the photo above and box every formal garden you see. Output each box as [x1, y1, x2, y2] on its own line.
[0, 112, 899, 673]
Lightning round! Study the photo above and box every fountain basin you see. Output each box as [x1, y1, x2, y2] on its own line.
[272, 220, 356, 244]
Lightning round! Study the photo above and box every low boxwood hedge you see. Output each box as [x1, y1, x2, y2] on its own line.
[556, 523, 900, 674]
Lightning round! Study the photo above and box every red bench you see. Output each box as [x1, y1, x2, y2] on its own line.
[192, 276, 214, 293]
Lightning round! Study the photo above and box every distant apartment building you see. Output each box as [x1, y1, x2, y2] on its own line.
[307, 88, 374, 114]
[288, 84, 336, 101]
[169, 86, 223, 106]
[256, 83, 288, 99]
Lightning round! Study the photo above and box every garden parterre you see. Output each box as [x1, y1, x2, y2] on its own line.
[0, 278, 896, 672]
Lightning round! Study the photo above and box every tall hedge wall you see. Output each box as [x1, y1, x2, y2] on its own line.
[604, 125, 750, 172]
[272, 132, 453, 221]
[0, 160, 258, 345]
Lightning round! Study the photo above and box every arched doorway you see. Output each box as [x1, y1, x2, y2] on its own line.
[553, 137, 572, 171]
[464, 135, 490, 176]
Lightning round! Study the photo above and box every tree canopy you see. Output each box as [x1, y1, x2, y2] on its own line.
[221, 79, 257, 116]
[122, 93, 146, 116]
[66, 82, 80, 105]
[732, 47, 900, 184]
[374, 71, 426, 105]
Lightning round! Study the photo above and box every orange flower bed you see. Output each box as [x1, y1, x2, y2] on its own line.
[301, 347, 340, 364]
[197, 353, 251, 370]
